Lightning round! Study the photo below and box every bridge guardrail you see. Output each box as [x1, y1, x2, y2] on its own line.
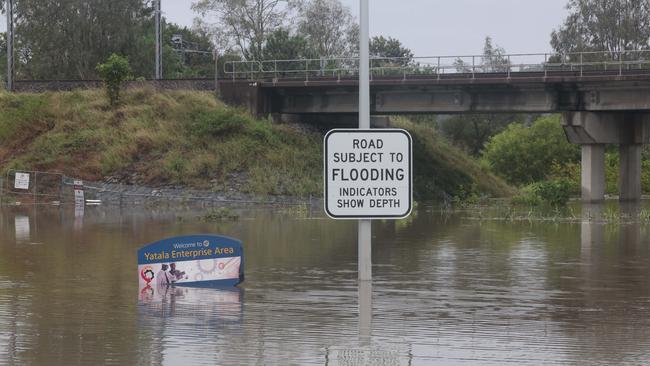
[224, 50, 650, 81]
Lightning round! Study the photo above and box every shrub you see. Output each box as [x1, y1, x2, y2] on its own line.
[96, 54, 132, 106]
[188, 108, 251, 137]
[513, 178, 573, 206]
[482, 115, 580, 186]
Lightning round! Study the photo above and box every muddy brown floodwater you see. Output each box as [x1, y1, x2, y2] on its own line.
[1, 202, 650, 365]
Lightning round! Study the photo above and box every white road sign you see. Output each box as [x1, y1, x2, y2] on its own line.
[14, 172, 30, 190]
[73, 180, 84, 205]
[324, 129, 413, 219]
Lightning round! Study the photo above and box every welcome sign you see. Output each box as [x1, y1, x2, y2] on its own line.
[137, 235, 244, 289]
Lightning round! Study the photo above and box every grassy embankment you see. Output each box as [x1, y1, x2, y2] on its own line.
[0, 88, 513, 200]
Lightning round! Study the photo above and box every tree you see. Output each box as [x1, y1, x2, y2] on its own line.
[454, 36, 509, 73]
[440, 36, 516, 156]
[438, 114, 520, 157]
[96, 53, 132, 106]
[551, 0, 650, 57]
[261, 28, 315, 61]
[192, 0, 290, 60]
[0, 33, 6, 84]
[480, 36, 509, 72]
[294, 0, 357, 56]
[370, 36, 413, 66]
[14, 0, 153, 79]
[482, 115, 580, 186]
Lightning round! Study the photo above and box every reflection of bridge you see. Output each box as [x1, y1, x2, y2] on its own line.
[220, 51, 650, 203]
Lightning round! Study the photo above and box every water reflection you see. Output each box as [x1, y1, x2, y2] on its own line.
[1, 202, 650, 365]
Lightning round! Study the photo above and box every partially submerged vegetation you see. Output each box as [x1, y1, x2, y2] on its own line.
[0, 89, 513, 201]
[201, 207, 239, 221]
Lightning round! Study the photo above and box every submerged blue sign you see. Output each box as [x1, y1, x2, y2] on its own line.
[138, 235, 244, 289]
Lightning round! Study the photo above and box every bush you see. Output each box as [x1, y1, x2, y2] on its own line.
[513, 178, 573, 206]
[96, 54, 132, 106]
[188, 108, 251, 137]
[482, 115, 579, 186]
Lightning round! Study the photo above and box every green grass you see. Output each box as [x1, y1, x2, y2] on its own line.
[0, 88, 515, 200]
[392, 117, 515, 200]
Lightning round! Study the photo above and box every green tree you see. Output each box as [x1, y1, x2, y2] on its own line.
[294, 0, 357, 56]
[454, 36, 509, 72]
[192, 0, 290, 60]
[97, 54, 132, 106]
[14, 0, 152, 79]
[437, 114, 521, 156]
[370, 35, 414, 71]
[551, 0, 650, 57]
[0, 33, 6, 84]
[482, 115, 580, 186]
[441, 36, 517, 156]
[261, 28, 315, 60]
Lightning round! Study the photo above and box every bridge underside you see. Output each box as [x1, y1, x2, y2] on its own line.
[219, 74, 650, 202]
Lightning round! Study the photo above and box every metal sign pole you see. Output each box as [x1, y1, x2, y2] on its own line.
[358, 0, 371, 282]
[6, 0, 14, 91]
[154, 0, 162, 80]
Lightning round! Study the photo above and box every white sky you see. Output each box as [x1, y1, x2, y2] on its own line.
[2, 0, 570, 56]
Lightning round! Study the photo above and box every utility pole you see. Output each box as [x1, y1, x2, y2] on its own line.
[6, 0, 14, 91]
[358, 0, 371, 282]
[213, 50, 220, 97]
[154, 0, 162, 80]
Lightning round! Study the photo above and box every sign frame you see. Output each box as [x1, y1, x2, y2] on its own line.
[324, 128, 413, 220]
[137, 234, 245, 288]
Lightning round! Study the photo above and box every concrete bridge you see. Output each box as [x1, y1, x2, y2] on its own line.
[220, 51, 650, 202]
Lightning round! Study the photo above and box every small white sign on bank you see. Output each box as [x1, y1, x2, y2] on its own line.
[324, 129, 413, 219]
[14, 172, 30, 190]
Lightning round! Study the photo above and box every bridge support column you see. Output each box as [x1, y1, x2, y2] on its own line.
[563, 112, 650, 202]
[581, 144, 606, 202]
[619, 144, 642, 201]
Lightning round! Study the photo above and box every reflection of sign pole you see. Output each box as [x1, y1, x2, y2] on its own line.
[359, 0, 371, 282]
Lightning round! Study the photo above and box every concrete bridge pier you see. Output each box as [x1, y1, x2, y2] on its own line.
[581, 144, 606, 202]
[619, 144, 642, 201]
[563, 112, 650, 202]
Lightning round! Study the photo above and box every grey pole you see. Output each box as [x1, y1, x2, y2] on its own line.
[358, 0, 371, 282]
[213, 50, 220, 97]
[6, 0, 14, 91]
[154, 0, 162, 79]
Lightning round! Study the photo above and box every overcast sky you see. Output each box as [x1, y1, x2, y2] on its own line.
[2, 0, 570, 56]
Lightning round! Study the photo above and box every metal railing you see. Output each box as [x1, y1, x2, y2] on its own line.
[224, 50, 650, 81]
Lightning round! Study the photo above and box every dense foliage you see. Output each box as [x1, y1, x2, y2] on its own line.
[482, 115, 580, 186]
[2, 0, 215, 80]
[551, 0, 650, 55]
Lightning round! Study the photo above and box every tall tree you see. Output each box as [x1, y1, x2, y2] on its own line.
[0, 33, 6, 83]
[192, 0, 289, 60]
[551, 0, 650, 56]
[442, 36, 518, 156]
[261, 28, 315, 61]
[294, 0, 357, 57]
[370, 36, 413, 64]
[14, 0, 154, 79]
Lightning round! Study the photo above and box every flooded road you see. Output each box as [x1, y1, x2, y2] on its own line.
[1, 202, 650, 365]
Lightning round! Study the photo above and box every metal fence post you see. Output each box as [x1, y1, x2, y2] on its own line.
[580, 53, 583, 77]
[619, 53, 623, 76]
[472, 56, 475, 78]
